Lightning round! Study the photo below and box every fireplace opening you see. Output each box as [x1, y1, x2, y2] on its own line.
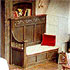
[67, 39, 70, 52]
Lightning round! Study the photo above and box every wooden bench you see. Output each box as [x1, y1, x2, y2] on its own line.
[9, 15, 58, 68]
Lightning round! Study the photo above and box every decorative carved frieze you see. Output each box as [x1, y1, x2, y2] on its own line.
[12, 15, 46, 27]
[14, 20, 24, 27]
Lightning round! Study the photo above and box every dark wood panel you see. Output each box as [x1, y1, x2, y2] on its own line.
[1, 1, 5, 58]
[12, 27, 23, 41]
[37, 53, 47, 62]
[47, 50, 58, 61]
[27, 56, 36, 65]
[42, 23, 46, 34]
[25, 25, 34, 43]
[36, 24, 42, 42]
[12, 48, 24, 66]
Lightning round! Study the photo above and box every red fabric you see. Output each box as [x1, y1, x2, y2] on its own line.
[13, 11, 18, 18]
[41, 34, 56, 46]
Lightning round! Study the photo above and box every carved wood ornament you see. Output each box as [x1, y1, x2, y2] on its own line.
[38, 0, 43, 8]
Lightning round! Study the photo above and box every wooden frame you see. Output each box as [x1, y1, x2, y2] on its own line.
[59, 52, 67, 64]
[1, 0, 5, 58]
[13, 0, 36, 16]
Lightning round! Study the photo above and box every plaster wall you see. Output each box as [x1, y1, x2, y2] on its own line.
[68, 2, 70, 34]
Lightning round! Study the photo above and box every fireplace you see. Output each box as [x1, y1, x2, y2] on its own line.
[67, 40, 70, 52]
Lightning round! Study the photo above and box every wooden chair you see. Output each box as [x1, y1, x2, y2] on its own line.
[58, 51, 67, 70]
[62, 53, 70, 70]
[59, 52, 67, 64]
[59, 52, 70, 70]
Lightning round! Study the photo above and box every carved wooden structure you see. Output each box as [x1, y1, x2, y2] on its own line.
[3, 0, 35, 62]
[13, 0, 36, 16]
[9, 15, 58, 68]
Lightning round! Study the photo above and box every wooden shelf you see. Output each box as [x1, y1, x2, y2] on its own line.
[12, 0, 36, 18]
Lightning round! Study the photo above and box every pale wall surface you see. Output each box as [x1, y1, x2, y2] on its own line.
[68, 2, 70, 34]
[36, 0, 49, 14]
[36, 0, 70, 52]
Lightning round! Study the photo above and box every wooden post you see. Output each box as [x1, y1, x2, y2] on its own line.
[9, 19, 12, 64]
[23, 40, 28, 68]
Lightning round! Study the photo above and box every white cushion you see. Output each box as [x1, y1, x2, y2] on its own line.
[0, 58, 9, 70]
[26, 44, 58, 55]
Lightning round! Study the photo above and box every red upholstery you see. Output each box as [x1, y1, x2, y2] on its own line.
[41, 34, 56, 46]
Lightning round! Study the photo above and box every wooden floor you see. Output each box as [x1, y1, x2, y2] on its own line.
[9, 61, 58, 70]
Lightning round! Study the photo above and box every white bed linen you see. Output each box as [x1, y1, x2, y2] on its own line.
[0, 58, 9, 70]
[26, 44, 58, 55]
